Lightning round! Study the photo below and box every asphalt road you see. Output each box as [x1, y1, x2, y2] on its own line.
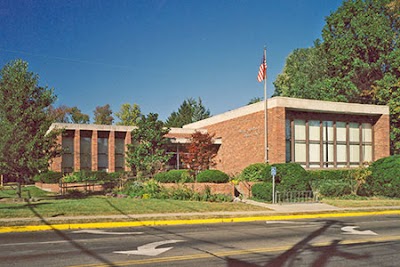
[0, 215, 399, 267]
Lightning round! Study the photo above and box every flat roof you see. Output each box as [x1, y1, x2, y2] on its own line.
[183, 96, 390, 129]
[46, 123, 219, 144]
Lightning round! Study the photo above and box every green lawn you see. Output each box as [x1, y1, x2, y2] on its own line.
[0, 186, 269, 219]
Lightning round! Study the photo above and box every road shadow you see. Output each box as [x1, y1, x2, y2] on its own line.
[226, 220, 371, 267]
[25, 199, 118, 267]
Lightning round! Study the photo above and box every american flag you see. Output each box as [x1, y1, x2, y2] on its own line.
[257, 55, 267, 82]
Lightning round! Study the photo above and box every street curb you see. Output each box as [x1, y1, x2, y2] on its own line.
[1, 209, 400, 234]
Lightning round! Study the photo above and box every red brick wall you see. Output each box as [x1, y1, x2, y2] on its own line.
[108, 131, 115, 172]
[374, 114, 390, 160]
[91, 130, 98, 171]
[50, 135, 62, 172]
[203, 111, 265, 175]
[74, 130, 80, 171]
[268, 107, 286, 164]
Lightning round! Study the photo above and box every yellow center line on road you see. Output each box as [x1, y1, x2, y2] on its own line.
[1, 209, 400, 233]
[69, 235, 400, 267]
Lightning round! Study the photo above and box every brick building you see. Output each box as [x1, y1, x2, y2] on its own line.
[49, 97, 390, 175]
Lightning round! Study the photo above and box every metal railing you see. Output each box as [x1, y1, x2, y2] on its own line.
[275, 190, 318, 204]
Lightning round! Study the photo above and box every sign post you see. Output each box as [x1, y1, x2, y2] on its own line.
[271, 167, 276, 204]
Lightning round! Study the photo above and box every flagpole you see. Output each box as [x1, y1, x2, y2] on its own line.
[264, 46, 268, 163]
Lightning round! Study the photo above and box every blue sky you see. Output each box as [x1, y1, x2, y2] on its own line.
[0, 0, 343, 122]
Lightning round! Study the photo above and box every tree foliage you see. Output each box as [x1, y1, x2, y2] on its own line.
[274, 0, 400, 153]
[248, 97, 263, 105]
[165, 97, 211, 127]
[115, 103, 141, 126]
[126, 113, 171, 177]
[0, 60, 61, 186]
[93, 104, 114, 125]
[181, 131, 217, 174]
[49, 105, 89, 124]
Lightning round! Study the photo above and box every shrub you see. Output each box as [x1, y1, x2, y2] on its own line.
[241, 163, 271, 182]
[365, 155, 400, 197]
[33, 171, 63, 183]
[62, 171, 111, 183]
[251, 182, 273, 201]
[154, 170, 193, 183]
[274, 163, 311, 192]
[196, 170, 229, 183]
[317, 180, 352, 197]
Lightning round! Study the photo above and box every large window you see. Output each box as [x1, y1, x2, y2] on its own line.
[115, 132, 126, 172]
[323, 121, 334, 168]
[294, 120, 306, 167]
[309, 120, 321, 168]
[288, 119, 372, 168]
[62, 130, 74, 173]
[80, 131, 92, 170]
[98, 132, 109, 171]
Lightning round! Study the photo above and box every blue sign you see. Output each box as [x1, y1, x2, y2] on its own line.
[271, 167, 277, 176]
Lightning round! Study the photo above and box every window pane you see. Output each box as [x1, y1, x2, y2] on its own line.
[115, 155, 125, 170]
[337, 144, 347, 163]
[350, 144, 360, 163]
[286, 140, 291, 163]
[309, 143, 320, 162]
[323, 121, 334, 142]
[294, 143, 306, 162]
[294, 120, 306, 140]
[62, 137, 74, 153]
[98, 138, 108, 154]
[80, 137, 91, 154]
[309, 120, 320, 141]
[362, 123, 372, 143]
[363, 145, 372, 162]
[115, 138, 125, 154]
[349, 123, 360, 142]
[336, 122, 347, 142]
[98, 154, 108, 170]
[323, 144, 334, 162]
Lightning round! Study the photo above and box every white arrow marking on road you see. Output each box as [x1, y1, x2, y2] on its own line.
[341, 226, 378, 235]
[113, 240, 185, 256]
[72, 229, 144, 235]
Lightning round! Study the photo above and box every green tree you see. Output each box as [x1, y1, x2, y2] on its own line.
[115, 103, 141, 126]
[247, 97, 263, 105]
[93, 104, 113, 125]
[165, 97, 210, 127]
[70, 107, 90, 124]
[48, 105, 89, 124]
[0, 60, 61, 196]
[126, 113, 171, 178]
[274, 0, 400, 153]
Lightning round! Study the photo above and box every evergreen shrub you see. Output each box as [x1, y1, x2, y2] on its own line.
[33, 171, 63, 183]
[251, 182, 273, 201]
[241, 163, 271, 181]
[273, 163, 311, 192]
[154, 170, 193, 183]
[196, 170, 229, 183]
[365, 155, 400, 197]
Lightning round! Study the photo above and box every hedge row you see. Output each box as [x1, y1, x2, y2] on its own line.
[154, 169, 229, 183]
[33, 171, 129, 184]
